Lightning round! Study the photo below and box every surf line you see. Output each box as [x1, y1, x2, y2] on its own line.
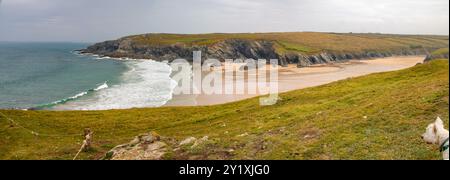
[29, 81, 109, 110]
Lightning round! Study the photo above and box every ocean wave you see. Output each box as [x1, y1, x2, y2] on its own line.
[32, 81, 109, 109]
[94, 82, 109, 91]
[53, 60, 178, 110]
[95, 56, 113, 60]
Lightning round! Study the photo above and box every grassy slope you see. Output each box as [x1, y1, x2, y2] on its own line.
[129, 32, 449, 55]
[0, 60, 449, 160]
[432, 48, 449, 56]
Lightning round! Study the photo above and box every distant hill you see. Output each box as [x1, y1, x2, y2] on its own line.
[82, 32, 449, 66]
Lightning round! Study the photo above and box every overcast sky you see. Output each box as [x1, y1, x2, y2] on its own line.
[0, 0, 448, 42]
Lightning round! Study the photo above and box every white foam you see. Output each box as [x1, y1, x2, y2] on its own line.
[71, 92, 88, 99]
[46, 91, 88, 107]
[96, 56, 113, 60]
[94, 82, 109, 91]
[57, 60, 177, 110]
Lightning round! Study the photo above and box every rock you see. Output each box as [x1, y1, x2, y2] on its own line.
[104, 132, 168, 160]
[179, 137, 197, 146]
[129, 137, 141, 146]
[179, 136, 210, 149]
[142, 136, 156, 143]
[151, 131, 161, 141]
[192, 136, 209, 148]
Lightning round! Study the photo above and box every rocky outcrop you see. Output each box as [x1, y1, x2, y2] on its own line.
[103, 132, 212, 160]
[81, 38, 433, 67]
[103, 132, 168, 160]
[178, 136, 209, 149]
[82, 39, 279, 61]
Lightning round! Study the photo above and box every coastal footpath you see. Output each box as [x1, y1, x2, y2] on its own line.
[81, 32, 449, 67]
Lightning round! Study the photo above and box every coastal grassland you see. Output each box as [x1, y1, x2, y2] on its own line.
[0, 60, 449, 160]
[128, 32, 449, 54]
[432, 48, 449, 56]
[276, 41, 320, 54]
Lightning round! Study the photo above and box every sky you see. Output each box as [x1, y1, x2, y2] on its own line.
[0, 0, 448, 42]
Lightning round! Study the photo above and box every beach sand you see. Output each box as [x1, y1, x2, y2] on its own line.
[165, 56, 425, 106]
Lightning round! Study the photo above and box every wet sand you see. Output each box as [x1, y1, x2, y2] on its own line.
[165, 56, 425, 106]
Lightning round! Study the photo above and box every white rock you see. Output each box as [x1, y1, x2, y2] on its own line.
[179, 137, 197, 146]
[106, 132, 167, 160]
[192, 136, 209, 148]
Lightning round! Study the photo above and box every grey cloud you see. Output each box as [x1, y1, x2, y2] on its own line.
[0, 0, 448, 42]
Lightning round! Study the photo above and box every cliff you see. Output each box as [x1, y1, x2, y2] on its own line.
[81, 32, 449, 67]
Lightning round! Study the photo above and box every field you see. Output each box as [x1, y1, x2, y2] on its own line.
[0, 60, 448, 160]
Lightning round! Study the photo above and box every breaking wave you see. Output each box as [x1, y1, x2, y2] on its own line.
[32, 81, 109, 109]
[52, 59, 177, 110]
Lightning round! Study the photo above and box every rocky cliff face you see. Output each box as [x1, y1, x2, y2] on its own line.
[81, 38, 432, 67]
[82, 39, 278, 60]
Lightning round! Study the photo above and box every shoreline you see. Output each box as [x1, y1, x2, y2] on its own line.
[1, 55, 426, 111]
[165, 56, 426, 107]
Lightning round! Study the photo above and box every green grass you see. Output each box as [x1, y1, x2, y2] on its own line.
[0, 60, 449, 160]
[277, 41, 319, 54]
[127, 32, 449, 55]
[432, 48, 449, 56]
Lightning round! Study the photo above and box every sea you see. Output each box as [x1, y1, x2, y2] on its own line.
[0, 42, 177, 110]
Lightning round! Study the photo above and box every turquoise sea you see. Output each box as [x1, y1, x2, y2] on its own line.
[0, 42, 176, 110]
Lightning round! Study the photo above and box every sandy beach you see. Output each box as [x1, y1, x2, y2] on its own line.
[165, 56, 425, 106]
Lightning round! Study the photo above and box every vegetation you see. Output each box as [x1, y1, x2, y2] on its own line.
[277, 41, 319, 54]
[1, 60, 448, 160]
[128, 32, 449, 55]
[431, 48, 449, 56]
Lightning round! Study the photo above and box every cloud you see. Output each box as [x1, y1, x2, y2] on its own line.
[0, 0, 448, 42]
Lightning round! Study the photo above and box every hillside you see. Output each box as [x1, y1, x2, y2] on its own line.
[81, 32, 449, 66]
[425, 48, 449, 62]
[0, 60, 448, 160]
